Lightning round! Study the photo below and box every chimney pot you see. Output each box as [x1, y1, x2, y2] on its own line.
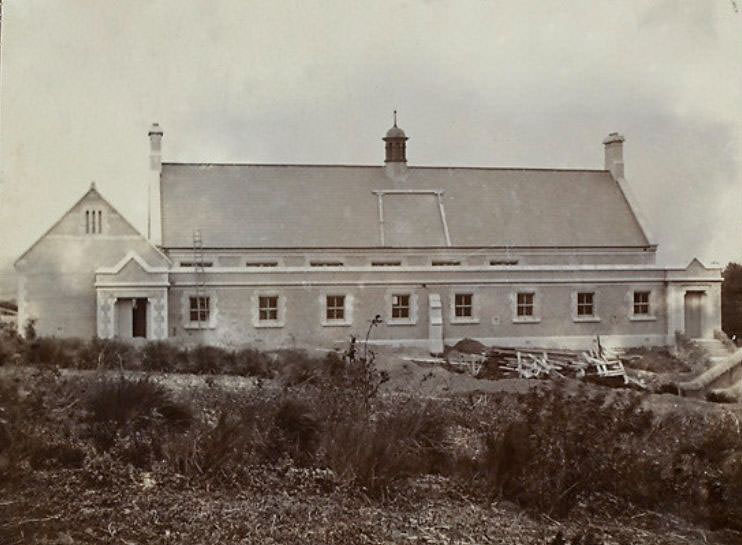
[148, 122, 163, 137]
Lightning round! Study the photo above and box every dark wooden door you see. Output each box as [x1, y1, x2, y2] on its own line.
[132, 298, 148, 338]
[684, 291, 703, 338]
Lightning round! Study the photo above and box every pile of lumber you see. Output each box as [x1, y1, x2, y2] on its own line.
[406, 336, 644, 388]
[486, 345, 631, 383]
[446, 350, 487, 376]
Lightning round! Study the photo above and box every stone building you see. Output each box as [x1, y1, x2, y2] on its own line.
[14, 120, 722, 352]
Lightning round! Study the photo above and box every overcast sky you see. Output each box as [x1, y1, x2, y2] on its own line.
[1, 0, 741, 290]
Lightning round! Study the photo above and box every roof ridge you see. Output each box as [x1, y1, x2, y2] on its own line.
[162, 162, 607, 173]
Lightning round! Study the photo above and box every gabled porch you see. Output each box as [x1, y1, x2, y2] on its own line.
[95, 252, 170, 341]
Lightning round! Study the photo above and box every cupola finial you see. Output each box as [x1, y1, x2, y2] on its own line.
[383, 112, 408, 164]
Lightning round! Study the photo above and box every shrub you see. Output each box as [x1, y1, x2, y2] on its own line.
[322, 400, 450, 499]
[11, 334, 347, 381]
[277, 349, 327, 386]
[234, 347, 274, 378]
[0, 323, 24, 366]
[462, 383, 742, 530]
[77, 337, 137, 370]
[87, 375, 190, 426]
[189, 345, 234, 375]
[24, 318, 37, 341]
[87, 375, 170, 425]
[271, 397, 322, 463]
[474, 421, 531, 498]
[141, 341, 187, 372]
[163, 408, 266, 478]
[85, 375, 193, 468]
[24, 337, 81, 367]
[471, 385, 659, 516]
[158, 400, 194, 430]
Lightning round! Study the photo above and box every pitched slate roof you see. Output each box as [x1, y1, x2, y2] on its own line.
[159, 164, 650, 249]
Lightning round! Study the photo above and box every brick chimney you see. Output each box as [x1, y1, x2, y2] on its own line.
[148, 123, 163, 245]
[603, 132, 625, 179]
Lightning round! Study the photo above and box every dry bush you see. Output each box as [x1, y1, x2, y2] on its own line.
[463, 382, 742, 530]
[24, 337, 81, 367]
[234, 347, 275, 378]
[0, 367, 91, 478]
[140, 340, 189, 372]
[322, 399, 451, 499]
[188, 345, 234, 375]
[471, 386, 661, 516]
[72, 337, 134, 369]
[10, 333, 346, 380]
[276, 349, 333, 386]
[85, 375, 193, 468]
[271, 396, 322, 464]
[0, 321, 24, 366]
[87, 375, 171, 425]
[161, 393, 277, 478]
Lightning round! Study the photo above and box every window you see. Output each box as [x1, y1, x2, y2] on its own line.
[513, 290, 541, 323]
[85, 209, 103, 234]
[180, 261, 213, 268]
[320, 292, 353, 326]
[258, 296, 279, 321]
[517, 293, 534, 317]
[577, 292, 594, 317]
[311, 261, 344, 267]
[391, 294, 410, 319]
[326, 295, 345, 320]
[246, 261, 278, 267]
[189, 296, 210, 323]
[490, 259, 518, 266]
[633, 291, 650, 315]
[454, 293, 473, 318]
[252, 292, 284, 328]
[372, 261, 402, 267]
[432, 260, 461, 266]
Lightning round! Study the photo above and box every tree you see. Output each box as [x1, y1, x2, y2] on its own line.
[722, 262, 742, 338]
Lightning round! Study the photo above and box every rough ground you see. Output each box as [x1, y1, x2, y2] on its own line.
[3, 345, 742, 545]
[3, 464, 738, 545]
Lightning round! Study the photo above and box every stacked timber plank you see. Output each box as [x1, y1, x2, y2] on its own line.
[484, 345, 631, 384]
[404, 336, 642, 388]
[446, 350, 487, 376]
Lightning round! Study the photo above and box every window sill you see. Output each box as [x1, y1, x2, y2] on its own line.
[386, 319, 417, 326]
[321, 320, 353, 327]
[254, 321, 285, 329]
[450, 318, 480, 325]
[513, 317, 542, 324]
[629, 315, 657, 322]
[184, 323, 216, 330]
[572, 316, 601, 323]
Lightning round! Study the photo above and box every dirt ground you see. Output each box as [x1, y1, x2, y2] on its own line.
[4, 467, 736, 545]
[4, 346, 742, 545]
